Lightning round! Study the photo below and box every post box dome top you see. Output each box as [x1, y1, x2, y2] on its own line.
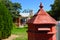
[27, 3, 57, 24]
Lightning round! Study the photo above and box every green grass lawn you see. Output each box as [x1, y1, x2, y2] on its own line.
[12, 27, 28, 40]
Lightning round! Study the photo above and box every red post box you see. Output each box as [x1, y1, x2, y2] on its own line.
[27, 3, 57, 40]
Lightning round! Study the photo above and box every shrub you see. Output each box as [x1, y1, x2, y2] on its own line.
[0, 3, 13, 39]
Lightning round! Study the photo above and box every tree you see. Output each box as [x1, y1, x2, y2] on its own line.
[47, 10, 54, 17]
[50, 0, 60, 20]
[0, 3, 13, 40]
[1, 0, 22, 20]
[13, 3, 22, 11]
[12, 3, 22, 17]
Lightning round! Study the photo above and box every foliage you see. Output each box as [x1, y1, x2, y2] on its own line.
[0, 3, 13, 39]
[22, 9, 33, 13]
[1, 0, 22, 20]
[13, 3, 22, 11]
[47, 10, 54, 17]
[12, 3, 22, 18]
[49, 0, 60, 20]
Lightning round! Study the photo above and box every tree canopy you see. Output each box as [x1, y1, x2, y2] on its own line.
[1, 0, 22, 19]
[48, 0, 60, 20]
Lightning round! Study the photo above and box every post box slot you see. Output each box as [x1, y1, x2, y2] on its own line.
[38, 28, 50, 31]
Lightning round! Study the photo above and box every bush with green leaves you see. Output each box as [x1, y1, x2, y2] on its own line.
[0, 3, 13, 39]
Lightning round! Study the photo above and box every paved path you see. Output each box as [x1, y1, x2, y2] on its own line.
[2, 34, 19, 40]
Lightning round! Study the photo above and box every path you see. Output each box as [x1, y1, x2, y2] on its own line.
[2, 34, 19, 40]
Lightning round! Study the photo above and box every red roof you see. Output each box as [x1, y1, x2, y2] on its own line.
[27, 3, 57, 24]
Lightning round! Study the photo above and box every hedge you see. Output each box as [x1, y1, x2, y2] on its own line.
[0, 3, 13, 39]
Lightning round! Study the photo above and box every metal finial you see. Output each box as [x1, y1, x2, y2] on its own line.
[39, 2, 43, 8]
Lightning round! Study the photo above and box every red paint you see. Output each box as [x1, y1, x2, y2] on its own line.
[27, 3, 57, 24]
[16, 17, 21, 27]
[27, 3, 57, 40]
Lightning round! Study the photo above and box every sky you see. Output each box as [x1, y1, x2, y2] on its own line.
[11, 0, 54, 13]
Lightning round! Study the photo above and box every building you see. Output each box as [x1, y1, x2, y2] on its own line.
[14, 10, 34, 28]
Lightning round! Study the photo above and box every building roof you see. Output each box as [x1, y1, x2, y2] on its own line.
[27, 3, 57, 24]
[20, 13, 30, 17]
